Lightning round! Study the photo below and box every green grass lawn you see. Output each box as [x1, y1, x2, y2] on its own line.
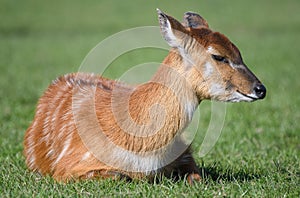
[0, 0, 299, 197]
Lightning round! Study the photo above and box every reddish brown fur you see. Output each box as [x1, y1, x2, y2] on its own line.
[24, 10, 265, 184]
[24, 73, 198, 181]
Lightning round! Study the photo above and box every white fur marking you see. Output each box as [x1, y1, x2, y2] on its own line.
[209, 83, 225, 96]
[229, 62, 247, 70]
[246, 93, 259, 99]
[81, 152, 91, 161]
[203, 62, 214, 77]
[86, 171, 94, 178]
[46, 149, 54, 158]
[185, 102, 196, 121]
[110, 148, 162, 174]
[52, 135, 72, 166]
[163, 16, 179, 48]
[229, 92, 254, 102]
[26, 132, 36, 167]
[207, 46, 216, 54]
[28, 155, 36, 168]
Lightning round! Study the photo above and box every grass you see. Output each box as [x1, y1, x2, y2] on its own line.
[0, 0, 299, 197]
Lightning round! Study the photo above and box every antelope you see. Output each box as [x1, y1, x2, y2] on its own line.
[24, 9, 266, 184]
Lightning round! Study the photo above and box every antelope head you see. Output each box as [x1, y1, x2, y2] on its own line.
[157, 9, 266, 102]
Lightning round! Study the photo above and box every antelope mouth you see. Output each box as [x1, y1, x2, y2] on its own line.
[236, 90, 259, 101]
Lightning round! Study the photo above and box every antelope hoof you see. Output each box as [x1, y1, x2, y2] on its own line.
[187, 173, 202, 185]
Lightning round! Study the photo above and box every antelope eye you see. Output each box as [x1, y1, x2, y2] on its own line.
[212, 55, 229, 64]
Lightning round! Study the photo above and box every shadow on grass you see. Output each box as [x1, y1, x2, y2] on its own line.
[199, 165, 262, 183]
[150, 163, 263, 185]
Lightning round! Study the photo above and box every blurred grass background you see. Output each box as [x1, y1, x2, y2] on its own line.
[0, 0, 299, 197]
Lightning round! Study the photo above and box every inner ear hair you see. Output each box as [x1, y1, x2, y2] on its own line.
[183, 12, 209, 29]
[157, 9, 189, 48]
[158, 9, 187, 33]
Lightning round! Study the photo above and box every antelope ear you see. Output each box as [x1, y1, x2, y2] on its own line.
[183, 12, 209, 29]
[157, 8, 188, 48]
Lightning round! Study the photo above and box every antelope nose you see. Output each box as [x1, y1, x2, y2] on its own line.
[254, 84, 266, 99]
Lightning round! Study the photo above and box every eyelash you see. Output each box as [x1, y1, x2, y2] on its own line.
[212, 54, 229, 64]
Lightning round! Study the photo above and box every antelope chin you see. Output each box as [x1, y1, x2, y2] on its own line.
[227, 91, 258, 102]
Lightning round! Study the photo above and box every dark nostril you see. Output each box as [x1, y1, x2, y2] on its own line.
[254, 84, 266, 99]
